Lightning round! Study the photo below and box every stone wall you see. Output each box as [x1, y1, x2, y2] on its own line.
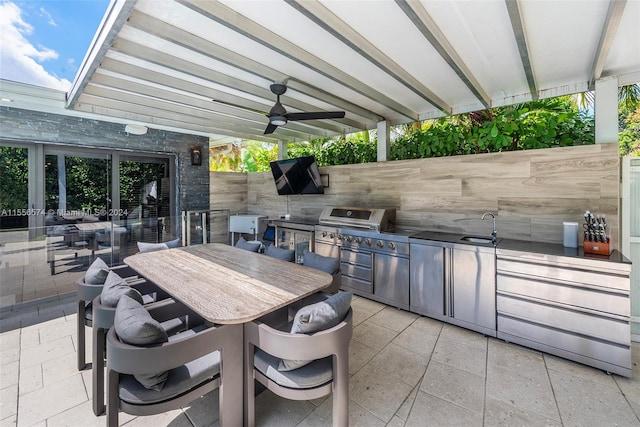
[211, 143, 620, 248]
[0, 107, 210, 212]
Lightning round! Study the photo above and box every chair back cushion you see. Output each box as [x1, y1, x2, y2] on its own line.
[101, 271, 144, 307]
[302, 250, 339, 275]
[235, 237, 261, 252]
[137, 241, 169, 253]
[265, 245, 295, 262]
[114, 295, 170, 390]
[279, 291, 352, 371]
[165, 237, 182, 248]
[85, 257, 110, 285]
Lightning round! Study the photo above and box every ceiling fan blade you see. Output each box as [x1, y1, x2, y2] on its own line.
[285, 111, 345, 121]
[211, 99, 268, 116]
[264, 122, 278, 135]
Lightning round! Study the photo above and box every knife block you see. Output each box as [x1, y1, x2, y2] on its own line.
[583, 239, 611, 256]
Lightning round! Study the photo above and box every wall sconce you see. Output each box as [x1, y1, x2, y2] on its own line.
[190, 146, 202, 166]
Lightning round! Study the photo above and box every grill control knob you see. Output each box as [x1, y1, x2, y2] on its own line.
[388, 242, 396, 249]
[376, 240, 384, 248]
[329, 233, 335, 238]
[337, 234, 343, 240]
[365, 238, 372, 245]
[321, 231, 327, 237]
[354, 237, 362, 243]
[346, 236, 353, 242]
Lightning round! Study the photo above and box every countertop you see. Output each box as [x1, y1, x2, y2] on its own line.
[270, 219, 631, 266]
[410, 231, 630, 265]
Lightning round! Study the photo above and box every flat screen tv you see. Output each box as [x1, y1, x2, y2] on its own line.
[269, 155, 324, 195]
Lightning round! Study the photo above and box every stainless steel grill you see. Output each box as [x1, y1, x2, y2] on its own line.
[315, 207, 409, 309]
[318, 206, 395, 231]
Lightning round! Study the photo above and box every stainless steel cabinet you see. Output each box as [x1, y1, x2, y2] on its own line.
[409, 243, 445, 317]
[374, 252, 410, 310]
[496, 249, 632, 377]
[274, 224, 314, 264]
[409, 239, 496, 336]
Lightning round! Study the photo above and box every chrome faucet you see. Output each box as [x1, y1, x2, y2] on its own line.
[482, 212, 497, 244]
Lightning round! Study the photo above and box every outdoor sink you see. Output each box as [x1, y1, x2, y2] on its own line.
[461, 236, 494, 244]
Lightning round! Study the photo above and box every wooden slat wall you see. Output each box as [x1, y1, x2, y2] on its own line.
[211, 143, 620, 249]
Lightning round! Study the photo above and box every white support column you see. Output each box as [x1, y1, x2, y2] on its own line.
[377, 121, 390, 162]
[277, 140, 287, 160]
[594, 76, 619, 144]
[57, 154, 66, 211]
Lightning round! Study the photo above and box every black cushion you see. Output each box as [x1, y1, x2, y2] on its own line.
[265, 245, 295, 262]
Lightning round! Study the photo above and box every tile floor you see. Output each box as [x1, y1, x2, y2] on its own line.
[1, 293, 639, 427]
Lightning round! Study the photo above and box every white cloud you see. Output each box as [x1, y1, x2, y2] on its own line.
[39, 6, 57, 27]
[0, 2, 71, 91]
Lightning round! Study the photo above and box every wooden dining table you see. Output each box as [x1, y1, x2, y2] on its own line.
[124, 243, 333, 426]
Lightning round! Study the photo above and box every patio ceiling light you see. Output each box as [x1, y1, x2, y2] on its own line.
[124, 124, 148, 135]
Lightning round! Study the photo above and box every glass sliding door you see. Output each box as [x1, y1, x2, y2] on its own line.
[44, 149, 112, 273]
[119, 155, 174, 256]
[0, 144, 31, 307]
[1, 144, 177, 310]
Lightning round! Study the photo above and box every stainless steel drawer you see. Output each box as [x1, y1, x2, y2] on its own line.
[341, 262, 372, 282]
[497, 274, 630, 317]
[498, 314, 632, 370]
[497, 259, 629, 292]
[340, 249, 372, 267]
[497, 295, 630, 345]
[342, 276, 373, 294]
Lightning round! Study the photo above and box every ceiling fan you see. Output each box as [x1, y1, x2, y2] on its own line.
[213, 83, 345, 135]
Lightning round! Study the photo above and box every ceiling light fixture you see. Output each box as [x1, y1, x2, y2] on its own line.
[124, 124, 148, 135]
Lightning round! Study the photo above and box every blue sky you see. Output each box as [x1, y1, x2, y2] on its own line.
[0, 0, 109, 91]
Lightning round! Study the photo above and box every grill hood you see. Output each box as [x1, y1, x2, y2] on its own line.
[318, 206, 396, 231]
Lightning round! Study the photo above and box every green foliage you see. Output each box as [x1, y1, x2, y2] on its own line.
[0, 146, 28, 210]
[391, 97, 594, 159]
[619, 105, 640, 156]
[315, 137, 376, 166]
[243, 142, 278, 172]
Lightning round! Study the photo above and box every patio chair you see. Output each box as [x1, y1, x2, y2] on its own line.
[244, 292, 353, 427]
[302, 250, 342, 294]
[265, 245, 295, 262]
[77, 258, 155, 371]
[136, 237, 181, 253]
[235, 236, 262, 252]
[105, 295, 237, 427]
[90, 271, 178, 416]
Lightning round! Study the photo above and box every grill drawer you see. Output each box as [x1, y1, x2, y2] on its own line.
[341, 262, 372, 282]
[342, 276, 373, 294]
[340, 248, 372, 267]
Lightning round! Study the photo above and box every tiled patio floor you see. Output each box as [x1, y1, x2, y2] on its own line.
[1, 293, 639, 426]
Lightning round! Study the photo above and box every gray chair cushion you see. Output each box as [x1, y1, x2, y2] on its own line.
[137, 242, 169, 253]
[119, 348, 220, 405]
[101, 271, 144, 307]
[255, 349, 332, 389]
[290, 291, 352, 334]
[165, 238, 182, 248]
[235, 237, 261, 252]
[265, 245, 295, 262]
[85, 257, 110, 285]
[114, 295, 168, 346]
[302, 250, 339, 275]
[114, 295, 170, 391]
[279, 291, 352, 371]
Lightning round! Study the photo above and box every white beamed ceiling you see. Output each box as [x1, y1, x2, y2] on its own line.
[64, 0, 640, 143]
